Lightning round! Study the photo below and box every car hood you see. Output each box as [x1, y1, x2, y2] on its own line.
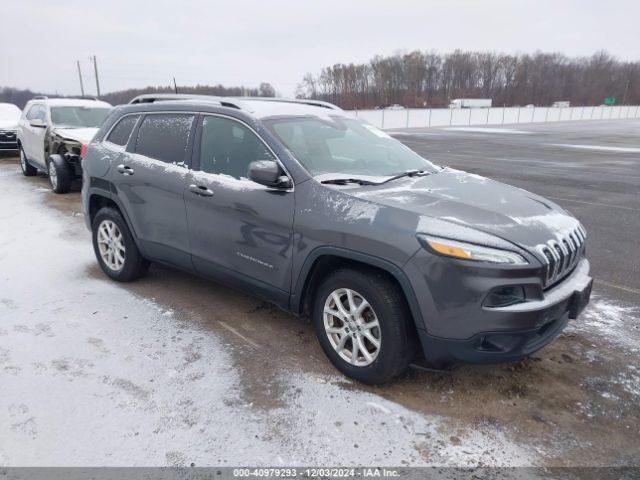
[341, 168, 581, 252]
[53, 127, 99, 145]
[0, 119, 19, 130]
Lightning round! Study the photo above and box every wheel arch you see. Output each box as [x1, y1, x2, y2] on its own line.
[87, 192, 141, 247]
[291, 247, 425, 332]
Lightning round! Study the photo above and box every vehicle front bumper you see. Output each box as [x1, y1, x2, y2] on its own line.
[404, 250, 592, 365]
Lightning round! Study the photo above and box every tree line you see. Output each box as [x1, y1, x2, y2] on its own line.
[296, 50, 640, 109]
[0, 82, 276, 110]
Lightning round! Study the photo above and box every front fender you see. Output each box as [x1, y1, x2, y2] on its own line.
[289, 246, 425, 332]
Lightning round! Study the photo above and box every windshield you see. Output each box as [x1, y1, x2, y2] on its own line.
[50, 106, 111, 128]
[265, 116, 439, 178]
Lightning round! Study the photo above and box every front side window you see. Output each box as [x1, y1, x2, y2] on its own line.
[36, 105, 48, 121]
[26, 104, 45, 121]
[135, 114, 194, 164]
[266, 116, 439, 178]
[199, 115, 274, 178]
[50, 106, 111, 128]
[25, 105, 39, 120]
[106, 115, 139, 147]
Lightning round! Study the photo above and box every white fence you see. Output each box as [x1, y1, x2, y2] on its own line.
[348, 105, 640, 130]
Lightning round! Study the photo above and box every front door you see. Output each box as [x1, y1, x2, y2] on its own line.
[22, 104, 47, 167]
[110, 112, 196, 269]
[184, 114, 294, 304]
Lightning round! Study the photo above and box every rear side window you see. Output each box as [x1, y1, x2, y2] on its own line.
[199, 115, 274, 178]
[106, 115, 139, 146]
[135, 114, 194, 164]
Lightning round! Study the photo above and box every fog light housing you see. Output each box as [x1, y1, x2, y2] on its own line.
[483, 286, 526, 307]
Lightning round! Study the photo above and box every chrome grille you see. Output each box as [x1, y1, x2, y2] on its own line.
[537, 225, 586, 288]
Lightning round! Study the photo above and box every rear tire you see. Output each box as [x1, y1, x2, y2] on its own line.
[47, 154, 72, 194]
[312, 268, 417, 384]
[19, 147, 37, 176]
[92, 207, 149, 282]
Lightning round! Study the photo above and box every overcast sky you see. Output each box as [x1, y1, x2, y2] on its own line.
[2, 0, 639, 97]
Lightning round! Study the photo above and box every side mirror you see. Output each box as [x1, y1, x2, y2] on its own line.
[248, 160, 292, 189]
[29, 118, 46, 128]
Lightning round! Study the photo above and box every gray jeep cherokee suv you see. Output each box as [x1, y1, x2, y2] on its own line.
[81, 95, 593, 384]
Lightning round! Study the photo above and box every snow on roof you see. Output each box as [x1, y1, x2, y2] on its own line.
[233, 99, 346, 119]
[28, 98, 112, 108]
[128, 94, 344, 120]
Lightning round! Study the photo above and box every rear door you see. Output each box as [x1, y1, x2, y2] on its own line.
[184, 114, 295, 304]
[110, 112, 196, 269]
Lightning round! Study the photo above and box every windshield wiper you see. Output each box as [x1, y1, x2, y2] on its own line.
[376, 169, 430, 185]
[320, 170, 432, 186]
[320, 178, 377, 186]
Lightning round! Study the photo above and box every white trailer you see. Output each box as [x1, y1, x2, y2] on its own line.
[449, 98, 492, 109]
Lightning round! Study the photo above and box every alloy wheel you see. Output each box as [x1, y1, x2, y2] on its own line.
[323, 288, 381, 366]
[96, 220, 126, 272]
[48, 161, 58, 190]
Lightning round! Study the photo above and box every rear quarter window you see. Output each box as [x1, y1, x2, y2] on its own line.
[134, 113, 194, 164]
[106, 115, 139, 147]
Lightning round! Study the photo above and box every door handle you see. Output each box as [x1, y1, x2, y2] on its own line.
[189, 184, 214, 197]
[117, 164, 134, 175]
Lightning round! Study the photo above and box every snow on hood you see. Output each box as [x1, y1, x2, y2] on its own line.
[53, 127, 99, 145]
[0, 119, 19, 130]
[341, 168, 581, 252]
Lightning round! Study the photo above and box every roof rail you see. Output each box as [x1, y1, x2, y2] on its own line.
[33, 95, 48, 100]
[238, 97, 342, 111]
[128, 93, 342, 112]
[129, 93, 243, 110]
[130, 93, 221, 104]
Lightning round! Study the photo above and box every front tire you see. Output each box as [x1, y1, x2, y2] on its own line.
[312, 268, 417, 384]
[19, 147, 37, 176]
[92, 207, 149, 282]
[47, 154, 72, 193]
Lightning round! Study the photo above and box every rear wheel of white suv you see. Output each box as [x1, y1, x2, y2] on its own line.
[92, 207, 150, 282]
[312, 268, 417, 384]
[19, 147, 37, 176]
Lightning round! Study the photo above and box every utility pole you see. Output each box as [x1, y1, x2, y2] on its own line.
[77, 60, 85, 96]
[173, 77, 178, 94]
[92, 55, 101, 97]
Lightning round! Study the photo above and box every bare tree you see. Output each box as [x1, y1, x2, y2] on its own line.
[296, 49, 640, 109]
[258, 82, 276, 97]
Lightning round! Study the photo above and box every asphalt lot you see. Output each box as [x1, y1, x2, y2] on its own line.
[0, 118, 639, 468]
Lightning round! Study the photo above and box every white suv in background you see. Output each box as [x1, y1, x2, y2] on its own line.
[0, 103, 22, 152]
[17, 97, 112, 193]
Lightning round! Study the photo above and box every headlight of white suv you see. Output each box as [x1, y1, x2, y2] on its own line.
[418, 235, 528, 265]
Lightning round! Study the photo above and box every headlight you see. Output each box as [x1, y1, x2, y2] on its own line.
[418, 235, 528, 265]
